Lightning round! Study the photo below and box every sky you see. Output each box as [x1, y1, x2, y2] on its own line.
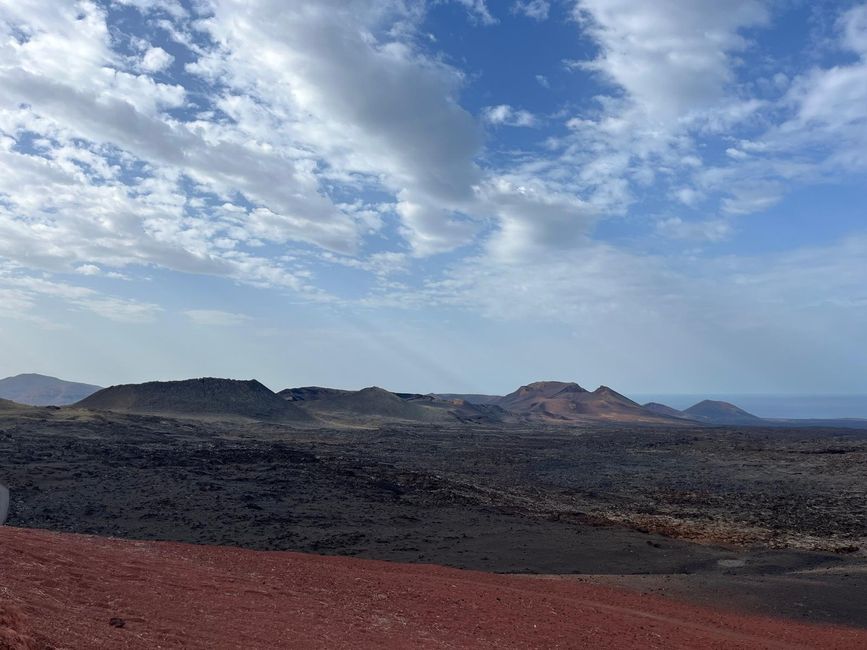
[0, 0, 865, 395]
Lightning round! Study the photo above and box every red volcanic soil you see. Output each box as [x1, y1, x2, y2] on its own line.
[2, 527, 865, 649]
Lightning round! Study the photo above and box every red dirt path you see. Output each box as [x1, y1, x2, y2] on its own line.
[1, 526, 865, 649]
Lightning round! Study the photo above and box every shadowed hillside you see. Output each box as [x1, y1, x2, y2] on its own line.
[643, 402, 691, 419]
[279, 386, 352, 401]
[77, 378, 312, 423]
[399, 393, 511, 423]
[284, 386, 445, 422]
[433, 393, 503, 405]
[282, 386, 511, 424]
[0, 397, 27, 411]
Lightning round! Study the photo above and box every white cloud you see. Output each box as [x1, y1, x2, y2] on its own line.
[75, 264, 102, 276]
[364, 231, 867, 391]
[77, 296, 162, 322]
[452, 0, 498, 25]
[528, 0, 776, 224]
[768, 5, 867, 172]
[193, 0, 484, 254]
[115, 0, 188, 20]
[322, 251, 410, 277]
[842, 3, 867, 54]
[140, 46, 174, 73]
[0, 0, 492, 297]
[673, 187, 704, 207]
[0, 268, 161, 323]
[720, 183, 783, 215]
[0, 287, 35, 315]
[656, 216, 732, 242]
[573, 0, 769, 123]
[395, 195, 480, 257]
[184, 309, 250, 326]
[482, 104, 538, 127]
[481, 177, 596, 260]
[0, 0, 865, 394]
[513, 0, 550, 21]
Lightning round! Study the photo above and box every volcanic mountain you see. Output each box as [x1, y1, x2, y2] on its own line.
[433, 393, 503, 405]
[76, 378, 311, 422]
[279, 386, 354, 402]
[642, 402, 691, 419]
[282, 386, 445, 422]
[682, 400, 762, 425]
[497, 381, 679, 423]
[398, 393, 511, 423]
[0, 373, 102, 406]
[282, 386, 510, 424]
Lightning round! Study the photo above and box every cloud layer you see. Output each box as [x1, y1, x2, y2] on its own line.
[0, 0, 865, 392]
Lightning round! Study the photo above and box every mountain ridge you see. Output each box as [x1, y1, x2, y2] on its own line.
[497, 381, 679, 424]
[77, 377, 311, 423]
[12, 372, 864, 428]
[0, 373, 102, 406]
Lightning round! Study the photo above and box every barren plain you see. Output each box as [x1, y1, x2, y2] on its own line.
[1, 406, 866, 629]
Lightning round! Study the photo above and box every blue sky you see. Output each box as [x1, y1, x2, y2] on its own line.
[0, 0, 865, 395]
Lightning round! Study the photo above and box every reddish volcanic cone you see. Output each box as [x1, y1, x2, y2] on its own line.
[1, 526, 865, 649]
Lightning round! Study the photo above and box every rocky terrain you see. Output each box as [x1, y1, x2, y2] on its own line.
[1, 404, 866, 629]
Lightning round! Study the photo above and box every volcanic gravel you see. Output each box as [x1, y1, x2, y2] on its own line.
[2, 526, 867, 650]
[1, 408, 866, 627]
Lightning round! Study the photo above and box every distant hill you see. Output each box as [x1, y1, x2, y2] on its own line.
[77, 378, 311, 423]
[0, 397, 28, 411]
[279, 386, 353, 401]
[399, 393, 511, 423]
[283, 386, 447, 422]
[432, 393, 503, 405]
[283, 386, 510, 424]
[0, 373, 102, 406]
[645, 398, 867, 429]
[682, 400, 761, 425]
[498, 381, 588, 410]
[446, 399, 510, 423]
[642, 402, 690, 419]
[497, 381, 675, 423]
[309, 386, 432, 419]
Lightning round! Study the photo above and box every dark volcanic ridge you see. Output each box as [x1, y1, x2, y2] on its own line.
[433, 393, 503, 405]
[286, 385, 439, 422]
[9, 370, 855, 428]
[279, 386, 353, 401]
[0, 373, 102, 406]
[76, 377, 312, 423]
[282, 385, 508, 424]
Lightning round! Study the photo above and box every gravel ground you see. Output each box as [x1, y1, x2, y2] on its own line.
[1, 407, 866, 627]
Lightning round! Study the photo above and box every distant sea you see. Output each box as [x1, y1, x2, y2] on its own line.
[628, 394, 867, 420]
